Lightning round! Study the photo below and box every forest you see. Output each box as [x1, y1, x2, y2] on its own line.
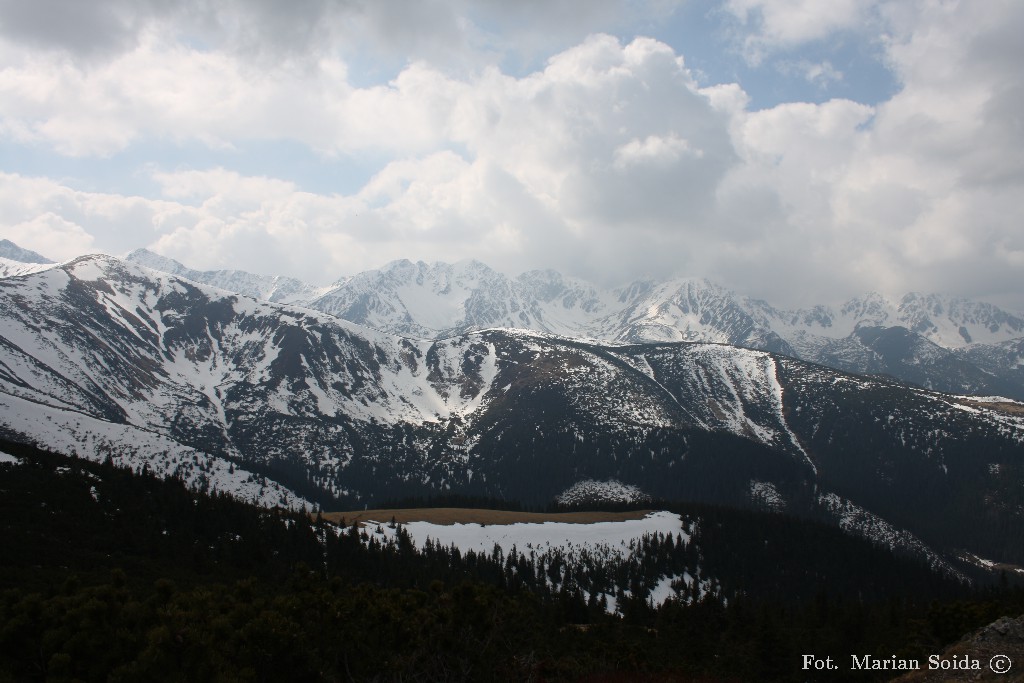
[1, 437, 1021, 682]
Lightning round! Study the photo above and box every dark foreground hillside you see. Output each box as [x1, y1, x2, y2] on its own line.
[1, 438, 1021, 682]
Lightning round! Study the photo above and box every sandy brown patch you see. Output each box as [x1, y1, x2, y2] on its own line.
[320, 508, 655, 527]
[957, 399, 1024, 416]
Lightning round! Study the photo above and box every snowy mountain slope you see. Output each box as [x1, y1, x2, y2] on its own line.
[769, 291, 1024, 349]
[897, 292, 1024, 348]
[1, 253, 1022, 566]
[301, 259, 629, 340]
[0, 255, 524, 501]
[0, 391, 312, 510]
[126, 250, 1024, 399]
[0, 240, 58, 279]
[586, 278, 795, 360]
[962, 337, 1024, 399]
[0, 257, 54, 279]
[126, 249, 337, 306]
[816, 492, 960, 578]
[776, 357, 1024, 563]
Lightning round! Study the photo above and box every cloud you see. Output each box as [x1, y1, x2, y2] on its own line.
[0, 0, 165, 59]
[652, 0, 1021, 308]
[0, 0, 684, 74]
[1, 2, 1023, 312]
[0, 33, 735, 284]
[2, 213, 96, 262]
[0, 175, 97, 260]
[613, 133, 702, 168]
[139, 29, 736, 283]
[0, 172, 190, 260]
[775, 59, 843, 87]
[724, 0, 877, 63]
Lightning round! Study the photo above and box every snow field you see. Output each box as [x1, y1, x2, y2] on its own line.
[361, 511, 705, 612]
[366, 510, 686, 559]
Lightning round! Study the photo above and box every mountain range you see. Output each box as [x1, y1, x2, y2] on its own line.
[1, 245, 1022, 578]
[125, 249, 1024, 401]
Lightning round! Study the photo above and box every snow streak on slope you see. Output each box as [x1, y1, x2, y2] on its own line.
[699, 346, 779, 444]
[817, 492, 964, 580]
[0, 392, 313, 510]
[764, 355, 815, 473]
[616, 344, 814, 465]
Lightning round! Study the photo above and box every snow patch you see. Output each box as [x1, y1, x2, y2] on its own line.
[367, 510, 686, 563]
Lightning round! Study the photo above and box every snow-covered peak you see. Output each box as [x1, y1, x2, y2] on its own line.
[125, 248, 191, 276]
[516, 269, 609, 316]
[372, 258, 498, 284]
[897, 292, 1024, 348]
[839, 292, 898, 327]
[63, 253, 127, 281]
[126, 248, 334, 305]
[604, 276, 768, 345]
[0, 239, 54, 264]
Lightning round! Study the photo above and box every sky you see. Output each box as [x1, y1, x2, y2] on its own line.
[0, 0, 1022, 311]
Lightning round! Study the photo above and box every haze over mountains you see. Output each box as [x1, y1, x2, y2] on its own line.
[1, 242, 1022, 579]
[125, 248, 1024, 401]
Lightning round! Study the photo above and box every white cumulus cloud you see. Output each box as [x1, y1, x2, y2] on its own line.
[0, 1, 1022, 311]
